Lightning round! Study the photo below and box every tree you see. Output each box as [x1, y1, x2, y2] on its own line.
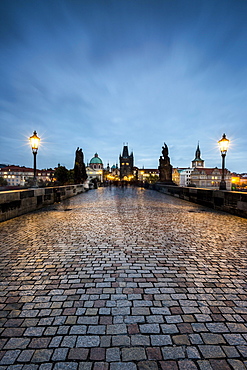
[54, 166, 69, 185]
[0, 177, 8, 186]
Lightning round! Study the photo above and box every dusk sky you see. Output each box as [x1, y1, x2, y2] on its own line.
[1, 0, 247, 173]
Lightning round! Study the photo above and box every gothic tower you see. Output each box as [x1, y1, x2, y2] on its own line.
[192, 142, 204, 168]
[119, 144, 134, 180]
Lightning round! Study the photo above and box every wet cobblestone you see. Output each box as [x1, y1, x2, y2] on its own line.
[0, 187, 247, 369]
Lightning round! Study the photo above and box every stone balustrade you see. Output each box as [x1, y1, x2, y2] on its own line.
[155, 183, 247, 218]
[0, 184, 85, 222]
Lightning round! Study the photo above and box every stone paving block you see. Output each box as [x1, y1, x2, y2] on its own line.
[209, 359, 231, 369]
[139, 324, 160, 334]
[106, 324, 127, 335]
[52, 347, 69, 361]
[109, 363, 137, 370]
[186, 346, 201, 359]
[89, 347, 105, 361]
[31, 349, 53, 363]
[17, 349, 35, 362]
[137, 361, 159, 369]
[227, 359, 246, 370]
[223, 334, 247, 345]
[0, 350, 21, 365]
[78, 363, 92, 370]
[161, 324, 179, 334]
[206, 323, 229, 333]
[198, 345, 226, 358]
[39, 364, 53, 370]
[53, 363, 78, 370]
[93, 362, 109, 370]
[48, 336, 62, 348]
[131, 335, 150, 346]
[161, 346, 185, 360]
[112, 335, 130, 346]
[76, 336, 100, 347]
[146, 347, 162, 361]
[22, 365, 39, 370]
[4, 338, 30, 350]
[201, 333, 226, 344]
[69, 325, 87, 335]
[68, 348, 89, 360]
[178, 360, 198, 370]
[2, 329, 24, 337]
[122, 347, 146, 361]
[23, 327, 45, 337]
[172, 335, 190, 345]
[150, 335, 172, 346]
[106, 347, 121, 362]
[28, 337, 51, 349]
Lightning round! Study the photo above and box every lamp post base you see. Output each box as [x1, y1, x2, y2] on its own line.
[219, 180, 226, 190]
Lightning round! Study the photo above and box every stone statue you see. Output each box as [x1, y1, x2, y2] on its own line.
[74, 147, 87, 184]
[158, 143, 174, 184]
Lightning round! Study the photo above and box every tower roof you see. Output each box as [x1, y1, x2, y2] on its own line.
[122, 145, 129, 158]
[193, 142, 203, 161]
[90, 153, 103, 164]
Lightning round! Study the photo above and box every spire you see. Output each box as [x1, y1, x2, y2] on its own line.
[195, 142, 201, 160]
[122, 145, 129, 158]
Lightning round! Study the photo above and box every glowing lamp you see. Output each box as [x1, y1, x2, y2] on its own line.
[218, 133, 229, 190]
[29, 130, 40, 153]
[218, 133, 229, 155]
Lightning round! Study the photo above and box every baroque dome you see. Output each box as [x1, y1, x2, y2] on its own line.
[89, 153, 103, 164]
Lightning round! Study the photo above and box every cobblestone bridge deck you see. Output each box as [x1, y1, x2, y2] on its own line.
[0, 187, 246, 370]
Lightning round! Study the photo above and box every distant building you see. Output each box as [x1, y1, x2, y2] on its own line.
[173, 143, 204, 186]
[103, 162, 120, 182]
[136, 168, 159, 183]
[190, 167, 232, 190]
[231, 173, 247, 190]
[173, 168, 193, 187]
[119, 144, 134, 180]
[86, 153, 103, 182]
[0, 165, 54, 186]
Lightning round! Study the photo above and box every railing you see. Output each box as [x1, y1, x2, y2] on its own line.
[154, 183, 247, 218]
[0, 185, 85, 222]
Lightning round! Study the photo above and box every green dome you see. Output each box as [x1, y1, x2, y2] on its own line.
[90, 153, 103, 164]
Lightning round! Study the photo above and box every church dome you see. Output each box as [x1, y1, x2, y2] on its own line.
[90, 153, 103, 164]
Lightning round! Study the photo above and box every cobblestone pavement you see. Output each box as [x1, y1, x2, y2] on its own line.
[0, 186, 247, 370]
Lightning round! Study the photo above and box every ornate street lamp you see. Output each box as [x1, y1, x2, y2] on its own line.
[218, 133, 230, 190]
[29, 130, 40, 185]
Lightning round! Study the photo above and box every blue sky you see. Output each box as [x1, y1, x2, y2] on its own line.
[1, 0, 247, 172]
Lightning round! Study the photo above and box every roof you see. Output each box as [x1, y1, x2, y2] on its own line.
[0, 165, 54, 174]
[90, 153, 103, 164]
[191, 167, 230, 175]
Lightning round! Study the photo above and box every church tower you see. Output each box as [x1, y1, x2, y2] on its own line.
[192, 142, 204, 168]
[119, 144, 134, 180]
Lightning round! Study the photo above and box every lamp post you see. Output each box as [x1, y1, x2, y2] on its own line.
[218, 133, 229, 190]
[29, 130, 40, 186]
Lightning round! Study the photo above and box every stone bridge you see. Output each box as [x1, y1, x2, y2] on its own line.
[0, 187, 246, 369]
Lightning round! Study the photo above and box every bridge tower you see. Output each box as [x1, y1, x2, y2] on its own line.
[119, 144, 134, 180]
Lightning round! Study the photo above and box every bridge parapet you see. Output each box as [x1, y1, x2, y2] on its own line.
[155, 183, 247, 218]
[0, 184, 85, 222]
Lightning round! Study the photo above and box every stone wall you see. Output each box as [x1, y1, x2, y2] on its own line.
[0, 185, 85, 222]
[154, 183, 247, 218]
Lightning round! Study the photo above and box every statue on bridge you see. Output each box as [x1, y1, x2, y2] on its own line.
[158, 143, 175, 184]
[74, 147, 87, 184]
